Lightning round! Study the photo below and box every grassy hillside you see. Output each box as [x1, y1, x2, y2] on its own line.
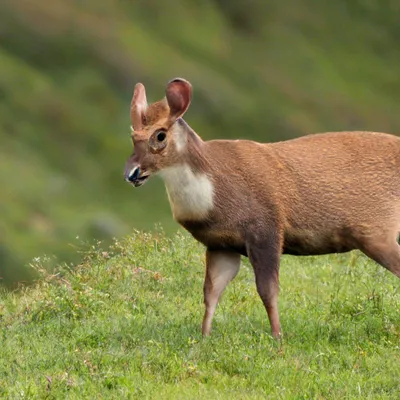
[1, 0, 400, 285]
[1, 231, 399, 398]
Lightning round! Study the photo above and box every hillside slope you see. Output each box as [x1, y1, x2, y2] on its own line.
[1, 0, 400, 284]
[0, 231, 399, 398]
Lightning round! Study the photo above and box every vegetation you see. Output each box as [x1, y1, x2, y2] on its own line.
[1, 2, 398, 396]
[1, 231, 399, 398]
[1, 0, 400, 285]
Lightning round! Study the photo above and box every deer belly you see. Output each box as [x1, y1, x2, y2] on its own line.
[181, 221, 247, 255]
[283, 229, 353, 256]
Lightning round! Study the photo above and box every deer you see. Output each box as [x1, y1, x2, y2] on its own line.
[124, 77, 400, 339]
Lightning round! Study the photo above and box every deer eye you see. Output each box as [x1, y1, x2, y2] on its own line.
[149, 129, 168, 153]
[156, 131, 166, 142]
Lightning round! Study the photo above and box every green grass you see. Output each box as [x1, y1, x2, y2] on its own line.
[1, 230, 399, 399]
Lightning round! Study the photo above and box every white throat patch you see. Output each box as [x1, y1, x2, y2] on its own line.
[159, 164, 214, 221]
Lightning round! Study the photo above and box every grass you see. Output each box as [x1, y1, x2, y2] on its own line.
[1, 229, 399, 399]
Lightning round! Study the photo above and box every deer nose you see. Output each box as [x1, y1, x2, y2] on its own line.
[125, 166, 141, 183]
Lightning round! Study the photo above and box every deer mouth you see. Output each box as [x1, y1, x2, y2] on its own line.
[125, 166, 151, 187]
[132, 174, 150, 187]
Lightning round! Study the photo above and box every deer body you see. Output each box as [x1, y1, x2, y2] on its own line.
[124, 78, 400, 338]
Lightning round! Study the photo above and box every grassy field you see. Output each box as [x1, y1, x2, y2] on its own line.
[1, 230, 399, 399]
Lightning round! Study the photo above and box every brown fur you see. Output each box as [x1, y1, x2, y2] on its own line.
[124, 78, 400, 338]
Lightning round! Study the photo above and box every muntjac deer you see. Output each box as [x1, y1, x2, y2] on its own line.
[124, 78, 400, 338]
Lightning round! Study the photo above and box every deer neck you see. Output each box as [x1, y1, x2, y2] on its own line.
[159, 121, 214, 222]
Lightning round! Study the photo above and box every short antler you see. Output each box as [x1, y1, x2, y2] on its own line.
[130, 83, 148, 131]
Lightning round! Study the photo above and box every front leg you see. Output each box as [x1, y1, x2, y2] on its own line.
[202, 249, 241, 336]
[247, 234, 282, 338]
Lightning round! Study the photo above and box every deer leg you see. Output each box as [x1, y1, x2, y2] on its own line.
[202, 250, 241, 336]
[359, 235, 400, 278]
[247, 237, 282, 338]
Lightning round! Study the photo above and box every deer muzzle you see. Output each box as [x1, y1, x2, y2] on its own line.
[125, 166, 150, 187]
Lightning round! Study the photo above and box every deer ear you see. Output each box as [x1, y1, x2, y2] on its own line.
[130, 83, 148, 130]
[165, 78, 192, 122]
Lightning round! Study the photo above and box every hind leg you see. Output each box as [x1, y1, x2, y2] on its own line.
[358, 233, 400, 278]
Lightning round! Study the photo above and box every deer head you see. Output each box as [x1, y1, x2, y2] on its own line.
[124, 78, 194, 187]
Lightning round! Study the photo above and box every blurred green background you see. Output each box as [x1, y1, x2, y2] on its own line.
[1, 0, 399, 286]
